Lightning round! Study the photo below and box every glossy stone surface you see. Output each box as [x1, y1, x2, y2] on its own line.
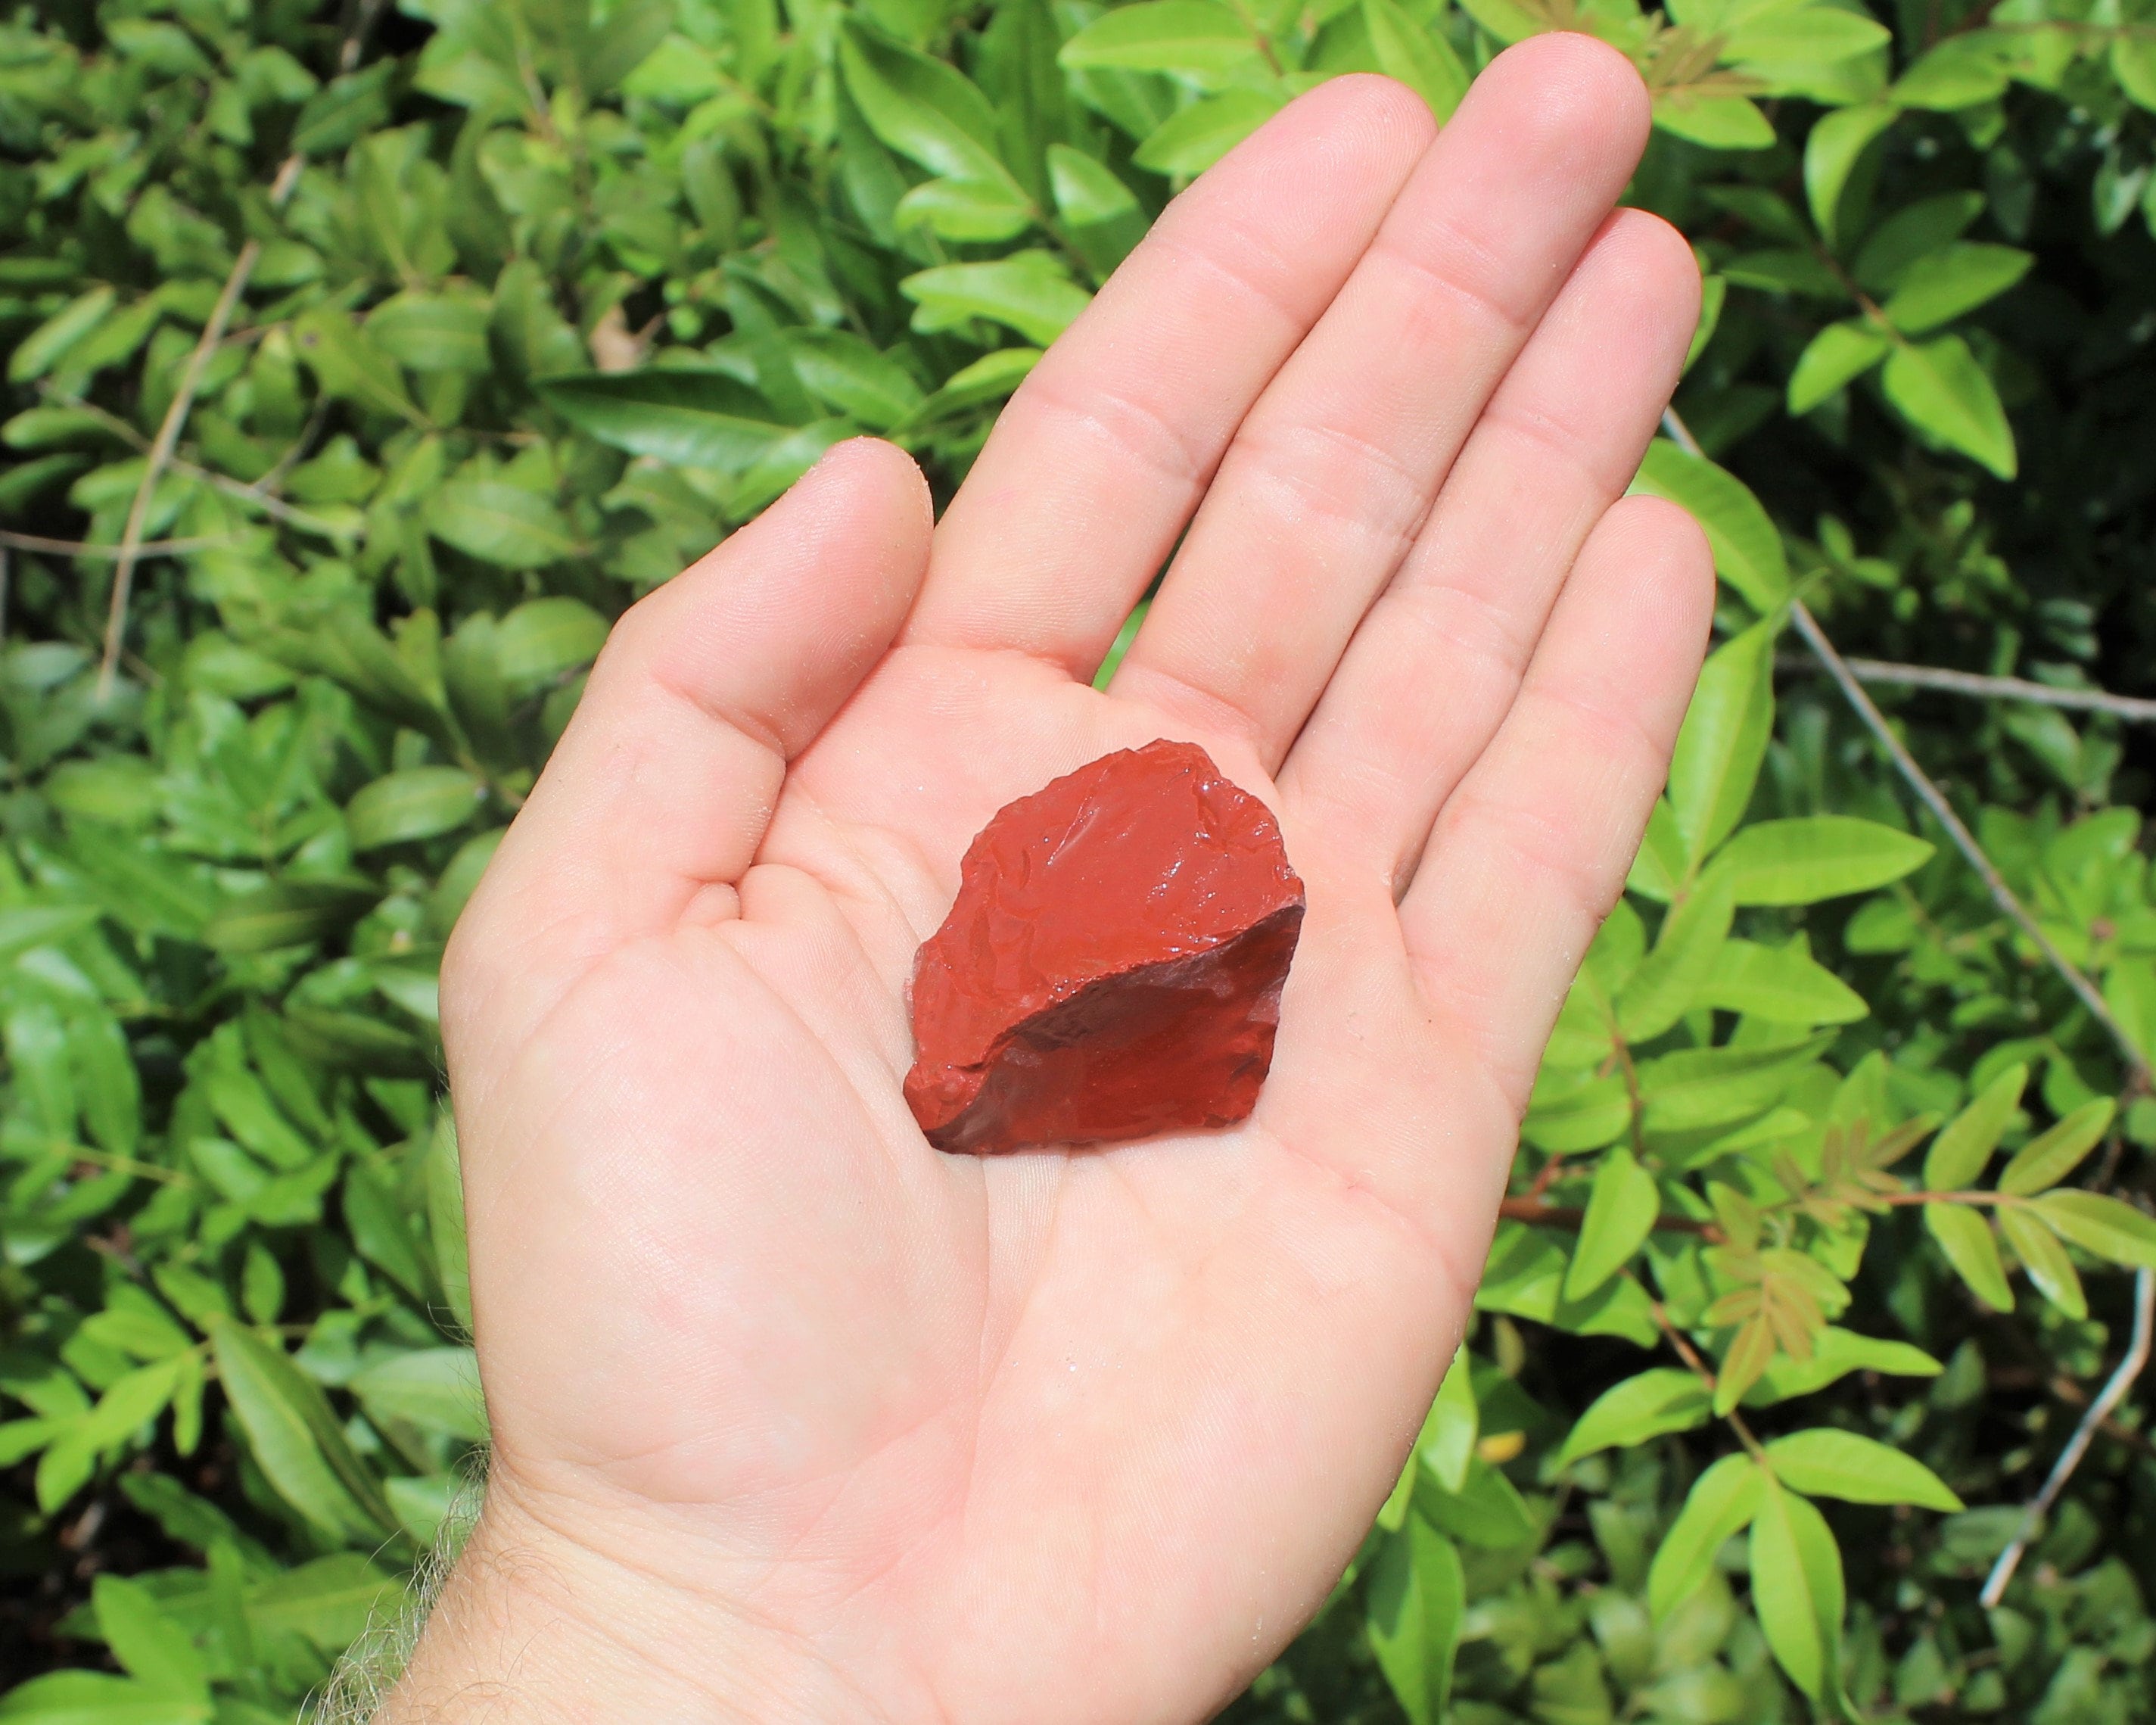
[904, 739, 1305, 1154]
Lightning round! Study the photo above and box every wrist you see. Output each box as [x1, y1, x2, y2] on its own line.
[377, 1473, 894, 1723]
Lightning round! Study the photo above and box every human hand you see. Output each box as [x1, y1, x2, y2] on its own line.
[390, 34, 1712, 1724]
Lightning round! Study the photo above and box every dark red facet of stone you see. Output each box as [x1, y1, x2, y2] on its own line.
[904, 739, 1305, 1154]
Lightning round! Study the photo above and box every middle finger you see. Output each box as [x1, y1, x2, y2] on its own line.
[1106, 33, 1650, 768]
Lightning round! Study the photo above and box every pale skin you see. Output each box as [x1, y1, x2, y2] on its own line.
[392, 35, 1714, 1724]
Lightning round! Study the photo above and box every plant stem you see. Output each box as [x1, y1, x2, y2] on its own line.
[1659, 406, 2149, 1088]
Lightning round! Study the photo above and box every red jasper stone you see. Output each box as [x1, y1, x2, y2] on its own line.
[904, 739, 1305, 1154]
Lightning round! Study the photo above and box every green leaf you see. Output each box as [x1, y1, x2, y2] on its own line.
[539, 370, 792, 471]
[0, 1670, 207, 1723]
[1722, 248, 1848, 301]
[1058, 2, 1258, 80]
[1668, 617, 1776, 861]
[1523, 1069, 1631, 1154]
[1744, 1327, 1943, 1404]
[1687, 273, 1726, 374]
[1996, 1098, 2113, 1194]
[367, 291, 492, 373]
[1853, 191, 1986, 293]
[344, 1160, 432, 1298]
[203, 880, 382, 955]
[1709, 816, 1933, 905]
[282, 615, 455, 746]
[1895, 30, 2014, 109]
[1748, 1479, 1845, 1701]
[428, 1113, 474, 1333]
[1924, 1203, 2013, 1312]
[1047, 145, 1140, 229]
[785, 331, 925, 430]
[1362, 0, 1469, 121]
[1134, 89, 1286, 176]
[894, 176, 1035, 241]
[1787, 320, 1890, 415]
[1881, 333, 2016, 478]
[1764, 1429, 1962, 1510]
[79, 1358, 183, 1449]
[494, 597, 610, 694]
[1722, 8, 1889, 64]
[244, 1553, 400, 1652]
[1697, 938, 1867, 1025]
[1626, 797, 1688, 903]
[347, 768, 485, 851]
[294, 307, 425, 426]
[1557, 1368, 1713, 1466]
[1366, 1515, 1466, 1725]
[1419, 1346, 1478, 1494]
[583, 0, 677, 94]
[1803, 101, 1899, 247]
[291, 61, 394, 152]
[2113, 37, 2156, 111]
[1999, 1204, 2086, 1319]
[427, 478, 577, 568]
[1616, 873, 1735, 1043]
[1647, 1453, 1762, 1623]
[1629, 441, 1788, 611]
[349, 1347, 488, 1443]
[207, 1320, 394, 1543]
[1414, 1456, 1536, 1549]
[1925, 1063, 2027, 1191]
[1652, 91, 1775, 151]
[0, 905, 100, 962]
[1639, 1035, 1832, 1134]
[92, 1574, 209, 1702]
[1563, 1146, 1660, 1301]
[1881, 243, 2033, 335]
[1454, 0, 1540, 42]
[901, 252, 1094, 345]
[2034, 1191, 2156, 1270]
[840, 22, 1012, 185]
[9, 286, 115, 383]
[897, 348, 1043, 429]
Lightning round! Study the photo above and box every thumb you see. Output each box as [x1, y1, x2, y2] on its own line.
[443, 437, 934, 1088]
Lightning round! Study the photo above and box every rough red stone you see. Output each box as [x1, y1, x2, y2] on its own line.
[904, 739, 1305, 1154]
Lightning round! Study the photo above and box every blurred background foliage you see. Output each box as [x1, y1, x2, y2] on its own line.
[2, 0, 2156, 1717]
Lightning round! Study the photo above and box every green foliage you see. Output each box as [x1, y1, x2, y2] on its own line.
[2, 0, 2156, 1716]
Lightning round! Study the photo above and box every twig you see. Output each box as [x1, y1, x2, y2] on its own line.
[1658, 409, 2150, 1085]
[97, 243, 263, 699]
[89, 7, 362, 699]
[1790, 603, 2147, 1079]
[0, 529, 234, 559]
[1980, 1268, 2154, 1607]
[1497, 1195, 1718, 1237]
[1778, 655, 2156, 726]
[164, 454, 349, 536]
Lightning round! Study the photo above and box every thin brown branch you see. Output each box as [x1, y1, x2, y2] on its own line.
[1981, 1268, 2154, 1605]
[0, 529, 233, 559]
[1653, 1298, 1767, 1460]
[91, 0, 377, 698]
[1497, 1195, 1719, 1238]
[1658, 408, 2149, 1087]
[1778, 654, 2156, 725]
[97, 240, 262, 698]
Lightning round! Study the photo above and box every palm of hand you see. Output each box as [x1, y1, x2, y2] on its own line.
[440, 38, 1712, 1725]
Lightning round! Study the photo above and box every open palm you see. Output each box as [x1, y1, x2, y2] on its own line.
[432, 36, 1711, 1725]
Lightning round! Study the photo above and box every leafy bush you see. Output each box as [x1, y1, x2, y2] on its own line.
[3, 0, 2156, 1718]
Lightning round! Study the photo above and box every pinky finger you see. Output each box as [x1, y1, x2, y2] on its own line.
[1397, 495, 1714, 1107]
